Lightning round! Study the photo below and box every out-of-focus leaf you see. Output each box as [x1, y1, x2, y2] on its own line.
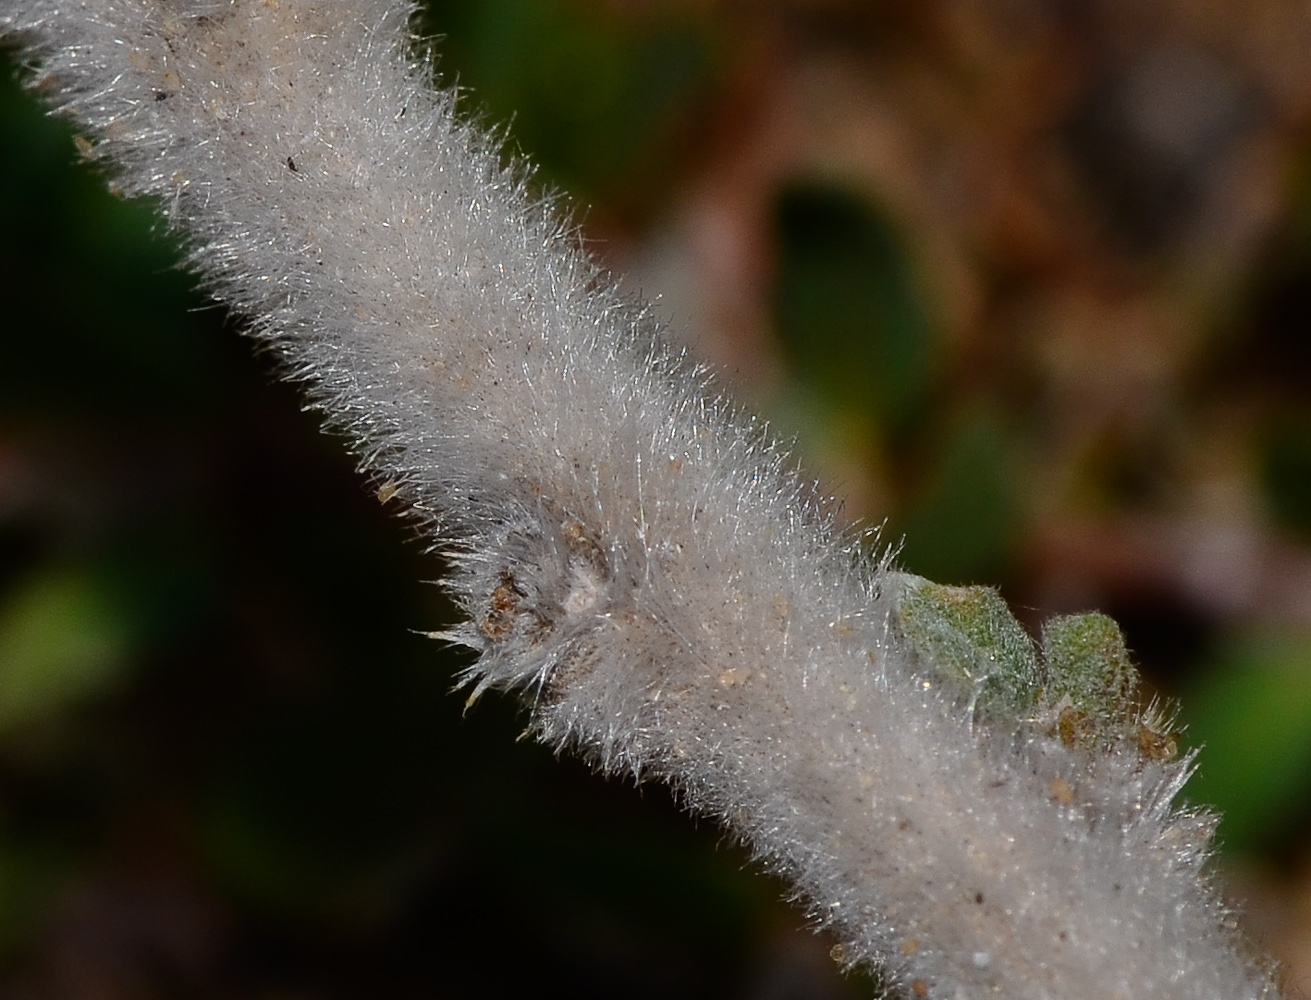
[774, 181, 935, 434]
[423, 0, 715, 201]
[0, 837, 65, 958]
[896, 411, 1022, 585]
[0, 565, 137, 734]
[0, 59, 240, 420]
[1260, 413, 1311, 540]
[1182, 631, 1311, 854]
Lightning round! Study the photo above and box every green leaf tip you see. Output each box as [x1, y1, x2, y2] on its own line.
[1041, 612, 1138, 720]
[892, 575, 1040, 718]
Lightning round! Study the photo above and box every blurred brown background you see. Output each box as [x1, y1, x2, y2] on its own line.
[2, 0, 1311, 996]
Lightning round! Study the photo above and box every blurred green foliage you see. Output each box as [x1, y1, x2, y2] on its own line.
[769, 180, 1023, 585]
[894, 411, 1022, 585]
[773, 182, 935, 435]
[1261, 413, 1311, 541]
[0, 564, 141, 735]
[421, 0, 717, 208]
[1183, 633, 1311, 856]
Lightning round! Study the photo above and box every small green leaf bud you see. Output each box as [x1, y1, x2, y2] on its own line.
[893, 575, 1041, 719]
[1040, 611, 1139, 723]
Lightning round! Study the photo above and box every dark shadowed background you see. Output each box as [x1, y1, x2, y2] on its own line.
[2, 0, 1311, 996]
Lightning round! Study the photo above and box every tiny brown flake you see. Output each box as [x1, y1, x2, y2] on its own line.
[1049, 777, 1075, 804]
[480, 573, 520, 642]
[718, 667, 750, 688]
[563, 520, 606, 568]
[911, 979, 929, 997]
[375, 480, 400, 504]
[1137, 724, 1178, 761]
[1056, 705, 1095, 747]
[900, 938, 920, 956]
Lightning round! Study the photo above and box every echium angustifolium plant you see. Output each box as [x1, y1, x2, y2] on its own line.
[0, 2, 1279, 997]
